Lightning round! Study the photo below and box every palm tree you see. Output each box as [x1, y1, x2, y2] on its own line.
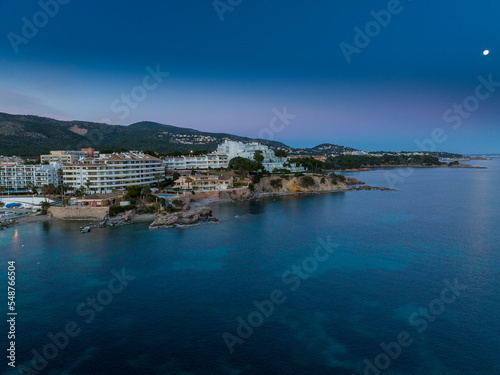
[141, 186, 152, 200]
[154, 173, 163, 188]
[28, 183, 38, 196]
[84, 180, 92, 195]
[185, 177, 193, 190]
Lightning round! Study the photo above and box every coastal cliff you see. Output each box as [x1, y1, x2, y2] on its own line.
[250, 174, 349, 195]
[249, 174, 394, 196]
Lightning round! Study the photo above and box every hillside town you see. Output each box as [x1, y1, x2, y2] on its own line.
[0, 140, 308, 220]
[0, 139, 477, 226]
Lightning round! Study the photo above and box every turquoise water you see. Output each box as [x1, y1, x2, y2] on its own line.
[1, 161, 499, 374]
[156, 194, 179, 198]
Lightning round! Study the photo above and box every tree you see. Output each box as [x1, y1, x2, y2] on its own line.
[228, 157, 262, 173]
[185, 177, 193, 190]
[74, 187, 84, 198]
[300, 176, 315, 187]
[270, 179, 283, 189]
[84, 180, 92, 195]
[154, 173, 164, 187]
[172, 199, 185, 208]
[127, 185, 142, 198]
[172, 172, 181, 182]
[141, 186, 152, 198]
[289, 157, 324, 172]
[274, 149, 287, 158]
[254, 151, 264, 163]
[41, 184, 57, 199]
[40, 201, 50, 215]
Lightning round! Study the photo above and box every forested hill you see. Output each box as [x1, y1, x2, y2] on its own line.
[0, 112, 465, 158]
[0, 112, 358, 157]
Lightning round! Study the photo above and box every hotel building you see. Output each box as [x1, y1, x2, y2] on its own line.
[173, 175, 233, 191]
[63, 152, 163, 193]
[215, 140, 304, 172]
[0, 163, 60, 192]
[40, 148, 98, 165]
[163, 154, 229, 170]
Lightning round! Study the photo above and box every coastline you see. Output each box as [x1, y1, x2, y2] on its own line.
[1, 178, 394, 230]
[325, 163, 487, 172]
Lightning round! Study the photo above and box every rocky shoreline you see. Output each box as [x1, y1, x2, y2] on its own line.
[149, 206, 218, 229]
[0, 218, 17, 230]
[1, 174, 396, 232]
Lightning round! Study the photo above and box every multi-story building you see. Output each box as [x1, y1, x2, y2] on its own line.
[215, 140, 304, 172]
[0, 156, 23, 166]
[163, 154, 229, 170]
[174, 175, 233, 191]
[63, 152, 163, 193]
[40, 149, 98, 165]
[0, 163, 60, 192]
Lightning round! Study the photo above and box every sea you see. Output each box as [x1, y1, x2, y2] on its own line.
[1, 160, 499, 375]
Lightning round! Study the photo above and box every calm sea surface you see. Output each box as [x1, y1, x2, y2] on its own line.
[1, 160, 499, 374]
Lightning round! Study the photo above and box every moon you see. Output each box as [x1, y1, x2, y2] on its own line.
[483, 50, 490, 56]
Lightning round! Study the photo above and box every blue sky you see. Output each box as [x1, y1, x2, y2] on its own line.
[0, 0, 499, 153]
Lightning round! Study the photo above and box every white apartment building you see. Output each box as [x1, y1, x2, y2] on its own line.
[40, 149, 99, 165]
[163, 154, 229, 170]
[62, 152, 163, 193]
[0, 163, 60, 192]
[215, 140, 304, 172]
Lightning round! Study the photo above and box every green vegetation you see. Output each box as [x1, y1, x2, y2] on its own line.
[109, 205, 135, 217]
[300, 176, 315, 187]
[248, 183, 255, 192]
[126, 185, 142, 198]
[270, 178, 283, 189]
[228, 157, 263, 173]
[331, 172, 346, 184]
[40, 201, 50, 215]
[172, 199, 185, 208]
[253, 150, 264, 163]
[323, 154, 440, 169]
[233, 181, 248, 187]
[274, 149, 287, 158]
[288, 157, 324, 172]
[252, 174, 263, 184]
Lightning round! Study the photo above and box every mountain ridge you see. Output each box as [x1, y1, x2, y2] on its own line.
[0, 112, 359, 157]
[0, 112, 465, 158]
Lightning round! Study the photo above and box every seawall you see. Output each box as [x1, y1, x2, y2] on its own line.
[50, 207, 109, 220]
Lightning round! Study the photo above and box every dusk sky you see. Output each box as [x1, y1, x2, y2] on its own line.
[1, 1, 499, 153]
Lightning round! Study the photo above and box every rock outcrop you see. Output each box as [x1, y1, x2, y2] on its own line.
[149, 206, 218, 229]
[0, 218, 16, 230]
[251, 174, 351, 195]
